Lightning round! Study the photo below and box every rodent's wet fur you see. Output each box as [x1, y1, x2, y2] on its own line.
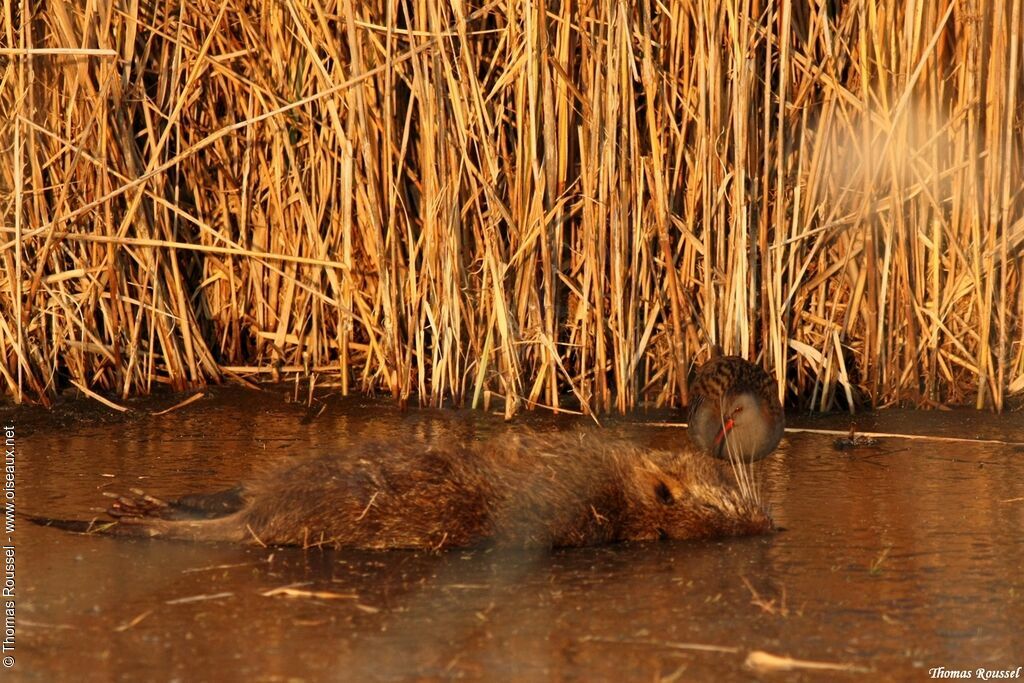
[88, 431, 772, 550]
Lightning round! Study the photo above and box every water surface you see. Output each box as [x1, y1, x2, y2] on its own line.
[7, 388, 1024, 681]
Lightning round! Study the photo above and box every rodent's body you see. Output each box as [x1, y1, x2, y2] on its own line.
[100, 432, 771, 550]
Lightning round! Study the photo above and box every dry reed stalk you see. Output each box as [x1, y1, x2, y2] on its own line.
[0, 0, 1021, 413]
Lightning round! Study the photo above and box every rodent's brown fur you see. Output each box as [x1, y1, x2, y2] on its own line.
[102, 432, 772, 550]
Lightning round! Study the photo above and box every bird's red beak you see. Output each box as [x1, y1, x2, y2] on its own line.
[714, 417, 736, 447]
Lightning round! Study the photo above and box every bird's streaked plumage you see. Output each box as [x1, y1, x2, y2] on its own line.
[688, 355, 784, 462]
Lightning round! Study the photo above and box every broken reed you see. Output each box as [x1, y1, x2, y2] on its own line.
[0, 0, 1022, 413]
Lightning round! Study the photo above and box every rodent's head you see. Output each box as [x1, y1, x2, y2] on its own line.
[628, 457, 773, 540]
[689, 390, 784, 462]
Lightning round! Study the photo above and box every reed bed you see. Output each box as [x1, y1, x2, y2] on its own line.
[0, 0, 1021, 413]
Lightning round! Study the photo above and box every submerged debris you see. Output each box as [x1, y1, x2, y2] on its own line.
[833, 425, 881, 451]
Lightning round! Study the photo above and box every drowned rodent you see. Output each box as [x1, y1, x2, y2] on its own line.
[40, 432, 773, 550]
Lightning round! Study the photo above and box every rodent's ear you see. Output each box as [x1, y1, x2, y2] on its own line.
[636, 464, 684, 506]
[653, 479, 675, 505]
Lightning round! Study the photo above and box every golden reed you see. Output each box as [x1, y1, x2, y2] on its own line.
[0, 0, 1021, 412]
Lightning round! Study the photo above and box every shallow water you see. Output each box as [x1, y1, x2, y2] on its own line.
[6, 388, 1024, 681]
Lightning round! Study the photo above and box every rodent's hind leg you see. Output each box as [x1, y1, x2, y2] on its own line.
[174, 486, 246, 518]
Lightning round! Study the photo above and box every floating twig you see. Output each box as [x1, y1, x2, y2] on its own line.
[152, 392, 205, 415]
[645, 423, 1024, 448]
[70, 380, 130, 413]
[165, 592, 234, 605]
[261, 586, 359, 600]
[744, 650, 870, 673]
